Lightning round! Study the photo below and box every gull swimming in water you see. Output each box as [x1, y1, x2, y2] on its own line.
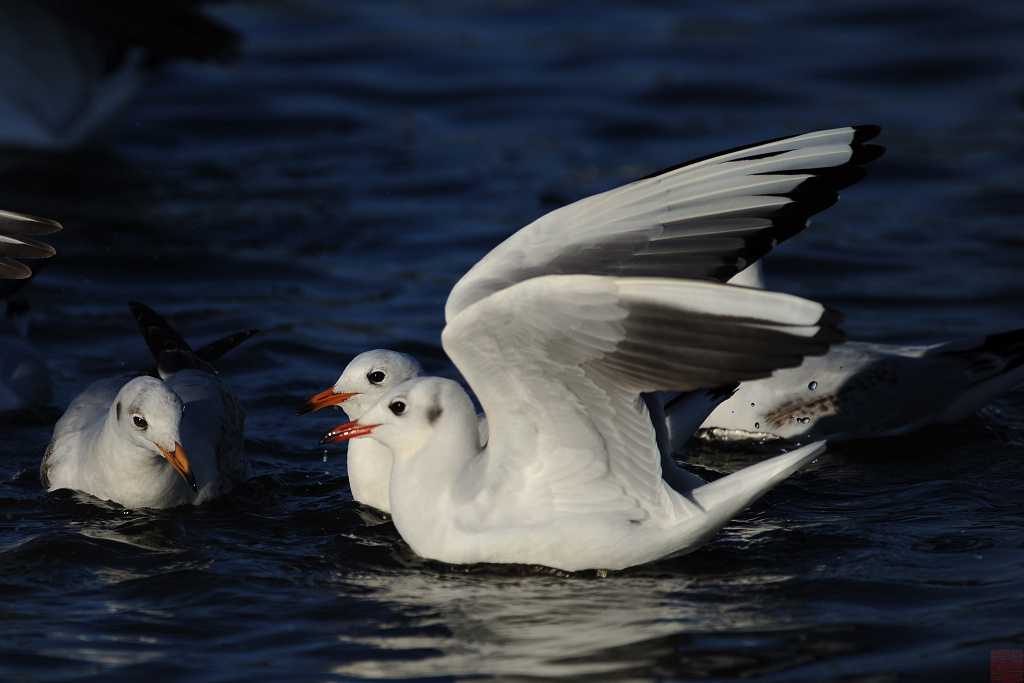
[300, 348, 724, 513]
[302, 126, 883, 511]
[299, 349, 429, 513]
[320, 275, 841, 572]
[687, 262, 1024, 442]
[41, 302, 256, 509]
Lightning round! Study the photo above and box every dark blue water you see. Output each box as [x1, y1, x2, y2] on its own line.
[2, 1, 1024, 680]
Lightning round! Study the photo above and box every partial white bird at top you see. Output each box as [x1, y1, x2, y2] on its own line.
[0, 0, 240, 152]
[320, 275, 842, 572]
[41, 302, 257, 509]
[687, 261, 1024, 442]
[300, 125, 884, 512]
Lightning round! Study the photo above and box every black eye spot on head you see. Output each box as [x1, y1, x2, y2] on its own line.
[133, 415, 148, 430]
[367, 370, 386, 385]
[427, 402, 443, 425]
[389, 400, 406, 416]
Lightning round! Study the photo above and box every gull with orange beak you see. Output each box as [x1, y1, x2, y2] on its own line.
[41, 303, 254, 509]
[299, 349, 425, 513]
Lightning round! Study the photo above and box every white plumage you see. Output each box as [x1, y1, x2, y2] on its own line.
[322, 275, 840, 571]
[41, 303, 253, 509]
[305, 126, 881, 516]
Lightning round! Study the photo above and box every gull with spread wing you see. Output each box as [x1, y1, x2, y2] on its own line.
[321, 275, 843, 571]
[302, 126, 882, 512]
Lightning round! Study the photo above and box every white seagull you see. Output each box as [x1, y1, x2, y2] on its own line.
[320, 275, 840, 572]
[41, 302, 255, 509]
[683, 261, 1024, 442]
[302, 126, 883, 511]
[300, 349, 723, 513]
[299, 349, 429, 513]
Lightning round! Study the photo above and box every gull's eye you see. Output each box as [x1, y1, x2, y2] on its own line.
[389, 400, 406, 416]
[367, 370, 386, 385]
[132, 415, 148, 430]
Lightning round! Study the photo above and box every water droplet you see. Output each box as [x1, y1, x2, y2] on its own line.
[750, 402, 756, 408]
[808, 381, 818, 391]
[754, 421, 760, 430]
[797, 417, 810, 424]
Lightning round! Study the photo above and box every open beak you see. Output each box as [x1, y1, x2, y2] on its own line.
[319, 420, 379, 445]
[297, 388, 358, 416]
[158, 442, 197, 490]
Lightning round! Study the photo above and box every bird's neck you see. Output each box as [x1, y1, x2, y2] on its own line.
[388, 405, 482, 553]
[87, 421, 187, 507]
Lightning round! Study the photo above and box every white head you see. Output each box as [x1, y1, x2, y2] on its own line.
[298, 349, 424, 419]
[111, 376, 195, 489]
[319, 376, 477, 460]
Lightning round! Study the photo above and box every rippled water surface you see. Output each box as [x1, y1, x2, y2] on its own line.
[2, 1, 1024, 680]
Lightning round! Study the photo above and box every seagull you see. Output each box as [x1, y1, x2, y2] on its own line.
[41, 302, 255, 509]
[302, 126, 883, 510]
[320, 275, 841, 572]
[679, 261, 1024, 442]
[699, 317, 1024, 441]
[299, 349, 730, 512]
[298, 349, 429, 513]
[0, 0, 240, 151]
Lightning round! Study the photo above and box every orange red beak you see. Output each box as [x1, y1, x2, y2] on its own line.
[319, 420, 380, 445]
[158, 442, 196, 490]
[297, 388, 358, 416]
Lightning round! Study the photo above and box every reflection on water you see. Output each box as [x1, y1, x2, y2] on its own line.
[331, 566, 795, 679]
[1, 0, 1024, 680]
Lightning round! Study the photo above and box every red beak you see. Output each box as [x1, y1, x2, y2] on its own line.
[297, 388, 358, 416]
[319, 420, 380, 445]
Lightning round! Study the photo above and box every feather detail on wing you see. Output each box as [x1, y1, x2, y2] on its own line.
[442, 274, 844, 517]
[446, 126, 883, 320]
[0, 209, 62, 279]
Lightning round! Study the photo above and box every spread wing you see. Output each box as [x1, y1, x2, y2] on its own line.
[0, 209, 62, 279]
[442, 275, 843, 519]
[445, 126, 883, 320]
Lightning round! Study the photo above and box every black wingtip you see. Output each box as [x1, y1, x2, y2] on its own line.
[128, 301, 217, 375]
[129, 301, 194, 356]
[851, 124, 882, 144]
[129, 302, 260, 377]
[195, 329, 261, 364]
[819, 305, 846, 327]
